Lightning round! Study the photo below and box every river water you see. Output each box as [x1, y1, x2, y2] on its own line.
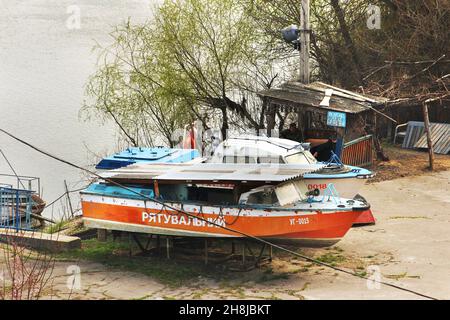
[0, 0, 155, 219]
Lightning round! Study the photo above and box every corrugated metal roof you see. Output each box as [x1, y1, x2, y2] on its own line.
[258, 81, 388, 114]
[402, 121, 425, 149]
[102, 163, 326, 183]
[414, 122, 450, 154]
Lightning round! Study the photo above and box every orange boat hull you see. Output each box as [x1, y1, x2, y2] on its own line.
[352, 209, 375, 226]
[81, 197, 363, 247]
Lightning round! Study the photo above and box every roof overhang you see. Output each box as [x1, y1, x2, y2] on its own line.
[258, 81, 388, 114]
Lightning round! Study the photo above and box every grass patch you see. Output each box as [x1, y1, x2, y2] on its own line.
[56, 239, 210, 287]
[256, 268, 290, 283]
[354, 270, 367, 277]
[316, 252, 346, 266]
[43, 220, 71, 234]
[384, 272, 421, 280]
[292, 267, 309, 273]
[388, 216, 430, 220]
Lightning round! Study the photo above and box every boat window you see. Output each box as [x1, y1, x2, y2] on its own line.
[246, 189, 279, 205]
[257, 156, 284, 164]
[284, 151, 317, 164]
[159, 184, 189, 201]
[187, 186, 236, 205]
[223, 155, 236, 163]
[223, 156, 257, 164]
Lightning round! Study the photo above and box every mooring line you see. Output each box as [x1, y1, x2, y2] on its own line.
[0, 128, 438, 300]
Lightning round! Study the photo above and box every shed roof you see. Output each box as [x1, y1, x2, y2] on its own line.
[258, 81, 388, 114]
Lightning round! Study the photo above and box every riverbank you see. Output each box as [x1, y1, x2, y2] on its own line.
[2, 168, 447, 300]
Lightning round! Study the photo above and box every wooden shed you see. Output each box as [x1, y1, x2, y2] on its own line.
[258, 81, 390, 167]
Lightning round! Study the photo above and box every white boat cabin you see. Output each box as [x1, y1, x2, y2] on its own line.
[209, 136, 318, 165]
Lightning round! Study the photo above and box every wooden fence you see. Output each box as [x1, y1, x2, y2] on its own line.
[341, 135, 374, 167]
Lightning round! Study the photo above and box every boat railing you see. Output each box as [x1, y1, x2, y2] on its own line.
[320, 183, 341, 204]
[0, 187, 33, 231]
[0, 173, 41, 196]
[325, 151, 344, 166]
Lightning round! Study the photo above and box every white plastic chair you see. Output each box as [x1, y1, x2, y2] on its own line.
[393, 123, 408, 144]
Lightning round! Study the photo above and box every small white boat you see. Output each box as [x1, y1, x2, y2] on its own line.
[209, 136, 373, 198]
[209, 136, 375, 225]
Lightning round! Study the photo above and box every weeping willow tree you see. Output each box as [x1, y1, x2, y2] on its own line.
[83, 0, 290, 145]
[81, 21, 195, 147]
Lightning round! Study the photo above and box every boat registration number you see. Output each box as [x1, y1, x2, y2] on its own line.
[307, 184, 327, 190]
[289, 217, 310, 225]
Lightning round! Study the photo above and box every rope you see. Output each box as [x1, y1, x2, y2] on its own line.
[0, 148, 26, 189]
[0, 127, 438, 300]
[43, 185, 90, 210]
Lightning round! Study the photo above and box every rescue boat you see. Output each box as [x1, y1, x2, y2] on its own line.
[81, 163, 370, 247]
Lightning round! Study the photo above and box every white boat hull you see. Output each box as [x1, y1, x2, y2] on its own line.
[304, 176, 366, 198]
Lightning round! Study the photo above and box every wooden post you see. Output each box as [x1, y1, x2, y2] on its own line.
[64, 180, 74, 218]
[156, 235, 161, 254]
[299, 0, 310, 84]
[204, 239, 208, 265]
[166, 237, 170, 259]
[97, 229, 107, 242]
[422, 102, 435, 170]
[266, 104, 276, 137]
[153, 180, 160, 198]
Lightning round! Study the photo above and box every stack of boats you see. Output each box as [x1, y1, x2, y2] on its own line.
[81, 136, 375, 247]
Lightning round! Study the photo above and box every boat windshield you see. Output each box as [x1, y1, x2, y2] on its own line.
[284, 151, 317, 164]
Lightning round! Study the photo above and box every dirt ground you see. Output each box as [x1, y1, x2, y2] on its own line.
[370, 144, 450, 183]
[1, 149, 449, 300]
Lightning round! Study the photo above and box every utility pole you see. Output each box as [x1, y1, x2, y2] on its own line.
[299, 0, 310, 84]
[64, 180, 74, 218]
[422, 102, 435, 170]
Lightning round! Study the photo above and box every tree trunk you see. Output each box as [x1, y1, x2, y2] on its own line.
[221, 107, 228, 141]
[266, 104, 276, 137]
[330, 0, 363, 85]
[371, 113, 389, 161]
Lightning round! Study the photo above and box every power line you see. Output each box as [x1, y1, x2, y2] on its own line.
[0, 127, 438, 300]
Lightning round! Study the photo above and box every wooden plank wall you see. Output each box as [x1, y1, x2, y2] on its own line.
[341, 135, 374, 167]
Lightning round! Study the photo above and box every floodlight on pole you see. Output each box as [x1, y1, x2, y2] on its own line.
[281, 24, 300, 50]
[280, 0, 310, 84]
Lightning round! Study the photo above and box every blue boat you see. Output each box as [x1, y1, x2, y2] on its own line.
[96, 147, 200, 170]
